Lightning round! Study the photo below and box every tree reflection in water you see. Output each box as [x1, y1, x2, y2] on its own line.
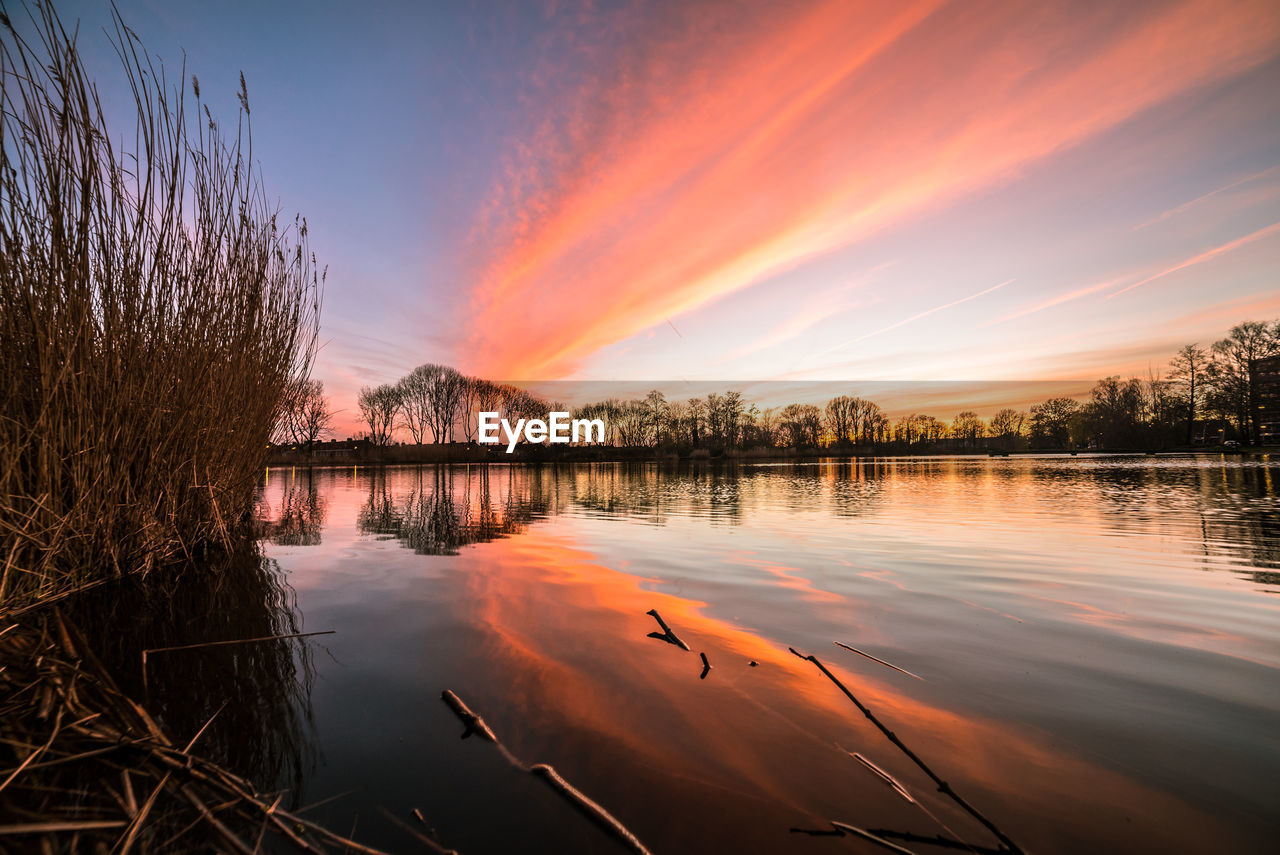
[260, 468, 328, 546]
[358, 466, 557, 554]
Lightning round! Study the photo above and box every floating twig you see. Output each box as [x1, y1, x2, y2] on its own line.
[375, 807, 459, 855]
[440, 690, 497, 743]
[849, 750, 980, 852]
[644, 609, 690, 651]
[852, 752, 916, 804]
[789, 825, 847, 837]
[440, 690, 652, 855]
[791, 824, 1005, 855]
[865, 828, 1009, 855]
[833, 641, 923, 680]
[789, 648, 1025, 855]
[141, 630, 335, 690]
[830, 821, 921, 854]
[0, 820, 129, 834]
[532, 764, 653, 855]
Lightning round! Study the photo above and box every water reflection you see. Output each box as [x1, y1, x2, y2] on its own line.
[254, 457, 1280, 854]
[60, 540, 317, 801]
[348, 459, 1280, 588]
[263, 469, 328, 546]
[357, 466, 558, 554]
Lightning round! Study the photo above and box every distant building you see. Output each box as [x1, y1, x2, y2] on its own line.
[1253, 355, 1280, 444]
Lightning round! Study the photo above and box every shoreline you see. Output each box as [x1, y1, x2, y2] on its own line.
[265, 444, 1274, 467]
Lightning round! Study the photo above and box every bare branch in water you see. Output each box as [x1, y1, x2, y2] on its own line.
[789, 647, 1025, 855]
[440, 689, 653, 855]
[834, 641, 923, 680]
[645, 608, 691, 651]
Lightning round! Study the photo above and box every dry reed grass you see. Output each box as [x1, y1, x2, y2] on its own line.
[0, 610, 381, 854]
[0, 1, 321, 608]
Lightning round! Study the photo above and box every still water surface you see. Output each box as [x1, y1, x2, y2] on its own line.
[249, 457, 1279, 854]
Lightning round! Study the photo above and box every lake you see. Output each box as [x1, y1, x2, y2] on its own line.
[195, 456, 1278, 853]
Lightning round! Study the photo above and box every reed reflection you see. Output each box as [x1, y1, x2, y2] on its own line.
[59, 542, 317, 801]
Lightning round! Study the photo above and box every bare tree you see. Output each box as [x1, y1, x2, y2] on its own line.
[395, 363, 467, 443]
[613, 399, 648, 446]
[278, 379, 333, 448]
[1084, 377, 1146, 448]
[574, 399, 621, 446]
[396, 365, 435, 444]
[989, 408, 1026, 449]
[686, 397, 707, 447]
[780, 403, 823, 446]
[1208, 321, 1278, 444]
[358, 384, 401, 446]
[644, 390, 669, 447]
[474, 379, 504, 420]
[854, 399, 884, 446]
[1168, 344, 1207, 444]
[950, 411, 985, 447]
[431, 367, 465, 442]
[825, 396, 857, 444]
[457, 375, 482, 442]
[754, 406, 779, 447]
[1029, 397, 1078, 449]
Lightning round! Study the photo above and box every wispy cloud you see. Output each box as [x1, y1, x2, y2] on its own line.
[460, 0, 1280, 378]
[1133, 165, 1279, 230]
[717, 262, 894, 363]
[847, 278, 1014, 345]
[1108, 220, 1280, 299]
[987, 275, 1131, 326]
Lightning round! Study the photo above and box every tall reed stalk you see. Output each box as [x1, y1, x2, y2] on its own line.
[0, 2, 322, 608]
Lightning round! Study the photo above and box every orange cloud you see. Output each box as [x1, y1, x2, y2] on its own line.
[462, 0, 1280, 379]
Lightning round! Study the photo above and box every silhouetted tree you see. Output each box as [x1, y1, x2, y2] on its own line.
[825, 396, 857, 445]
[855, 399, 885, 445]
[277, 379, 333, 449]
[1029, 397, 1079, 449]
[1169, 343, 1208, 444]
[644, 390, 669, 447]
[396, 364, 436, 444]
[950, 411, 985, 447]
[358, 383, 400, 446]
[473, 379, 504, 437]
[431, 366, 465, 442]
[1209, 321, 1279, 443]
[779, 403, 822, 446]
[989, 408, 1026, 450]
[457, 375, 482, 442]
[1083, 377, 1146, 448]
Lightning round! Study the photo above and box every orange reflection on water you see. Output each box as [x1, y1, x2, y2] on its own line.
[448, 528, 1253, 854]
[261, 460, 1280, 852]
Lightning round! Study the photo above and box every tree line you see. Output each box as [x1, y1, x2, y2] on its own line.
[274, 318, 1279, 453]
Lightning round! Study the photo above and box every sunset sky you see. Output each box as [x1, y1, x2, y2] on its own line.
[59, 0, 1280, 431]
